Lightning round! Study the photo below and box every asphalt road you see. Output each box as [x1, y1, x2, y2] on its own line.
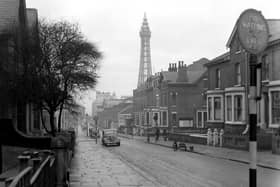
[106, 137, 280, 187]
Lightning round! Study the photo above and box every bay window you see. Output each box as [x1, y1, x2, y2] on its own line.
[208, 97, 212, 120]
[214, 97, 222, 120]
[226, 96, 232, 121]
[225, 92, 245, 123]
[234, 95, 243, 121]
[207, 95, 223, 122]
[269, 88, 280, 127]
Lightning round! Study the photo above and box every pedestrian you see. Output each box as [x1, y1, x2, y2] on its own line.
[155, 128, 159, 142]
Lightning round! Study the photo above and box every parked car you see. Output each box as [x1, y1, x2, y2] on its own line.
[102, 135, 120, 146]
[102, 129, 120, 146]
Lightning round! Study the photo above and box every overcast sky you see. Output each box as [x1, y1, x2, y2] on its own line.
[27, 0, 280, 114]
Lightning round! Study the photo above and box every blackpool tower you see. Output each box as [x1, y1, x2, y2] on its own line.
[137, 13, 152, 88]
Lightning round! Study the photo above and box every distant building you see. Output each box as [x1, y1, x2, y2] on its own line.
[137, 13, 152, 88]
[133, 59, 209, 135]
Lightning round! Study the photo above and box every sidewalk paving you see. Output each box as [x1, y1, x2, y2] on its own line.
[119, 134, 280, 170]
[69, 135, 160, 187]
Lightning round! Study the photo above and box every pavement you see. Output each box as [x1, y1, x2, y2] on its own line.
[118, 134, 280, 171]
[69, 135, 161, 187]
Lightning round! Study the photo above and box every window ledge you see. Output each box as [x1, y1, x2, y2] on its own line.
[207, 120, 224, 123]
[225, 121, 246, 125]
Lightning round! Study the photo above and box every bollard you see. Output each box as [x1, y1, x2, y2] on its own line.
[219, 129, 224, 147]
[207, 128, 212, 145]
[213, 128, 218, 146]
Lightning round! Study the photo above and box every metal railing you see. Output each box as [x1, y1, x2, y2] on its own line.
[6, 151, 56, 187]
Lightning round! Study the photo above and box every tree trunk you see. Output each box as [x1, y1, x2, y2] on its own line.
[58, 102, 64, 132]
[39, 108, 51, 134]
[49, 110, 56, 136]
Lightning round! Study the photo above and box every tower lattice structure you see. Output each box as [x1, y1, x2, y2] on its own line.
[137, 13, 152, 88]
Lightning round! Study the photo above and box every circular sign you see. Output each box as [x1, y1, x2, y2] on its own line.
[237, 9, 269, 54]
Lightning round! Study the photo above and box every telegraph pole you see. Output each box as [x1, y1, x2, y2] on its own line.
[236, 9, 269, 187]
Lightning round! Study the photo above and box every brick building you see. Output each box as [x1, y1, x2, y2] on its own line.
[205, 18, 280, 135]
[0, 0, 42, 135]
[133, 58, 209, 135]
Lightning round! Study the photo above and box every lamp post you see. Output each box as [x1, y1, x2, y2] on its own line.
[237, 9, 268, 187]
[93, 116, 98, 144]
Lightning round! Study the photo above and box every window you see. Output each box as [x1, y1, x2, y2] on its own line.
[271, 91, 280, 124]
[207, 95, 223, 122]
[146, 112, 149, 125]
[203, 78, 208, 89]
[235, 63, 241, 85]
[234, 95, 243, 121]
[208, 97, 212, 120]
[225, 92, 245, 123]
[214, 97, 221, 120]
[226, 96, 232, 121]
[262, 55, 269, 81]
[197, 110, 207, 128]
[215, 69, 221, 88]
[171, 112, 177, 125]
[171, 92, 177, 105]
[162, 111, 167, 126]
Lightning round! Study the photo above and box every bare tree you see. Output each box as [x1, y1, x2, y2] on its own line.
[38, 20, 102, 134]
[0, 20, 102, 136]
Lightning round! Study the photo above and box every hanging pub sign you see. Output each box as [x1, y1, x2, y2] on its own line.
[237, 9, 269, 55]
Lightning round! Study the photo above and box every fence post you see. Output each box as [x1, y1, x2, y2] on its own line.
[52, 136, 67, 187]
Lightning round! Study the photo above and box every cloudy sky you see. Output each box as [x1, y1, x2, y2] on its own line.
[27, 0, 280, 114]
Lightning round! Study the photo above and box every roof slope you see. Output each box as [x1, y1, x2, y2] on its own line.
[0, 0, 21, 33]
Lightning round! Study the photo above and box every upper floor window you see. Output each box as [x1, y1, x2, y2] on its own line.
[203, 78, 208, 90]
[170, 92, 177, 105]
[215, 69, 221, 88]
[235, 63, 241, 85]
[262, 55, 269, 81]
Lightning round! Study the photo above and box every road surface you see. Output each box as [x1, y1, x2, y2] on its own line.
[106, 137, 280, 187]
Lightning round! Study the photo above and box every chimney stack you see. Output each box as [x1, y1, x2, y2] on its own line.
[176, 60, 188, 82]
